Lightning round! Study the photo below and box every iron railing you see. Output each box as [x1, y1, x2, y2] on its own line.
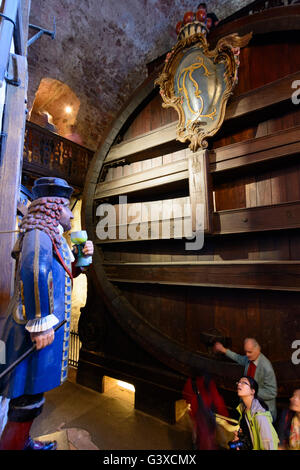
[68, 330, 81, 368]
[23, 121, 94, 189]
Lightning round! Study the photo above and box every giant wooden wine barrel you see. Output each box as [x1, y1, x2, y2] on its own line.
[78, 5, 300, 422]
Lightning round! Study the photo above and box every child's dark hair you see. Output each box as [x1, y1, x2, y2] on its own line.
[197, 3, 207, 9]
[241, 376, 269, 411]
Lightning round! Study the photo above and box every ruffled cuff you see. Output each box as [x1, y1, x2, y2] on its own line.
[25, 314, 59, 333]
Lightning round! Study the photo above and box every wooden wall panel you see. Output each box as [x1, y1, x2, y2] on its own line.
[186, 288, 215, 353]
[257, 234, 290, 261]
[212, 125, 257, 149]
[234, 39, 300, 97]
[121, 284, 187, 346]
[235, 45, 251, 96]
[150, 94, 162, 131]
[141, 100, 151, 136]
[123, 93, 178, 141]
[265, 108, 300, 136]
[214, 162, 300, 211]
[159, 287, 186, 345]
[117, 285, 268, 355]
[270, 168, 287, 205]
[245, 176, 258, 208]
[214, 290, 248, 348]
[259, 293, 284, 361]
[212, 106, 300, 151]
[245, 294, 261, 343]
[289, 232, 300, 259]
[214, 179, 247, 211]
[122, 284, 162, 330]
[285, 165, 300, 202]
[256, 173, 272, 207]
[212, 235, 251, 261]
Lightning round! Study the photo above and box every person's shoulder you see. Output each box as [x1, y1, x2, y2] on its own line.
[252, 400, 272, 419]
[255, 409, 272, 419]
[259, 352, 274, 368]
[23, 228, 53, 247]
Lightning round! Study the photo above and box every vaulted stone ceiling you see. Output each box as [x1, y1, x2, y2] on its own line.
[28, 0, 252, 151]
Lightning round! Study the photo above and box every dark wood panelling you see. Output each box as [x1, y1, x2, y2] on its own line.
[150, 94, 162, 132]
[290, 231, 300, 259]
[211, 125, 300, 173]
[121, 283, 187, 346]
[159, 286, 187, 345]
[114, 283, 300, 368]
[257, 233, 290, 261]
[234, 38, 300, 96]
[212, 124, 257, 149]
[214, 179, 247, 211]
[186, 288, 215, 353]
[214, 161, 300, 211]
[123, 92, 178, 141]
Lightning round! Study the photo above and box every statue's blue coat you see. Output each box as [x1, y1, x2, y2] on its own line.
[0, 229, 72, 398]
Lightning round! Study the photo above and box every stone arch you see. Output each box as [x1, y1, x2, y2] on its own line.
[29, 78, 81, 138]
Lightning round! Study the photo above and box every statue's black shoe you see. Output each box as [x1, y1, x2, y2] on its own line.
[24, 437, 57, 450]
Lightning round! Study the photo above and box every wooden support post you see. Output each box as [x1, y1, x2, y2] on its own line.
[0, 0, 19, 86]
[188, 149, 213, 235]
[0, 53, 28, 316]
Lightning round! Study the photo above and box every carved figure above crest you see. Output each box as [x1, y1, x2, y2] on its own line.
[155, 16, 252, 152]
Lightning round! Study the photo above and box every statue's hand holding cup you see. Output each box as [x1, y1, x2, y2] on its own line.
[70, 230, 92, 267]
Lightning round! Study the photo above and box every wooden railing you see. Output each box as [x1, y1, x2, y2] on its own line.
[219, 0, 295, 26]
[23, 121, 94, 189]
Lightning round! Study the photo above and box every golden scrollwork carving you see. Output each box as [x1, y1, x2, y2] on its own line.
[155, 30, 252, 152]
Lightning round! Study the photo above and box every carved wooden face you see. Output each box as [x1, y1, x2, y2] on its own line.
[59, 201, 74, 232]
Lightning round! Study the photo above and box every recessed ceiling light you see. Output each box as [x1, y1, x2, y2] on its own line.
[65, 106, 72, 114]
